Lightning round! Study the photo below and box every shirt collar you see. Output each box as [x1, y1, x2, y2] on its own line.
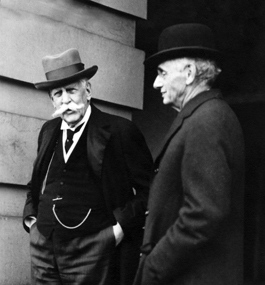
[61, 104, 91, 131]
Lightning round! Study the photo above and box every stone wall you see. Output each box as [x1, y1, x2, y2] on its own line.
[0, 0, 147, 283]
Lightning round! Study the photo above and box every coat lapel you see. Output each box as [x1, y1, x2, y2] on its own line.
[32, 118, 61, 188]
[86, 104, 111, 178]
[154, 89, 222, 165]
[34, 105, 111, 184]
[154, 114, 184, 166]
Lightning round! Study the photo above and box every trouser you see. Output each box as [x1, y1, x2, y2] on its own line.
[29, 223, 116, 285]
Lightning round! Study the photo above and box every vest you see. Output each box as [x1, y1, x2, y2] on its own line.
[37, 125, 111, 239]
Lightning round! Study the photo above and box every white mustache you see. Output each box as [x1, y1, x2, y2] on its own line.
[52, 103, 85, 118]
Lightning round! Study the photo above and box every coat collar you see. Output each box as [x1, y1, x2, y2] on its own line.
[86, 104, 112, 178]
[32, 118, 61, 191]
[154, 89, 223, 164]
[34, 103, 112, 183]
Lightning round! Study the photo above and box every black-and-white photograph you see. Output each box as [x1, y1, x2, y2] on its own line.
[0, 1, 264, 284]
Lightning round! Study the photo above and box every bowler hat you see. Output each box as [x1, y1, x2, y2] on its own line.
[145, 23, 222, 67]
[34, 48, 98, 90]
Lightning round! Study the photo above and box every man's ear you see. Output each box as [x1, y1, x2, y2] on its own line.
[86, 81, 92, 100]
[185, 63, 196, 85]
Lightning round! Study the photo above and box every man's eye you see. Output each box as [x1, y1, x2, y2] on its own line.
[53, 92, 61, 98]
[67, 88, 76, 94]
[158, 70, 166, 77]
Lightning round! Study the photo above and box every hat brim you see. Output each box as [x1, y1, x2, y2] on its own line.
[144, 47, 224, 67]
[34, 65, 98, 90]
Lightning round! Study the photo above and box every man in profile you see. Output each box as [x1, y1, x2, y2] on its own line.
[134, 23, 245, 285]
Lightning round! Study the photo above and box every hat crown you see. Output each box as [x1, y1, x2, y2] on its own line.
[144, 23, 222, 66]
[42, 48, 82, 73]
[158, 23, 216, 52]
[34, 48, 98, 90]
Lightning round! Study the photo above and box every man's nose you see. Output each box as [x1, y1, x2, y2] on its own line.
[153, 76, 162, 90]
[61, 90, 71, 104]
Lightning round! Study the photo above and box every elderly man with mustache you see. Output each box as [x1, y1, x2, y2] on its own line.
[22, 48, 153, 285]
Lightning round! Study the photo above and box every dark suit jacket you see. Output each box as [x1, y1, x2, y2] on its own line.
[23, 103, 153, 284]
[134, 90, 245, 285]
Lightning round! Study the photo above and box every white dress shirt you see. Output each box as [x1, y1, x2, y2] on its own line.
[61, 105, 91, 162]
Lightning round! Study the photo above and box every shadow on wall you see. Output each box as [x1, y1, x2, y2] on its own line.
[232, 103, 265, 285]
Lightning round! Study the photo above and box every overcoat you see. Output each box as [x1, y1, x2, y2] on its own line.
[23, 103, 153, 285]
[134, 89, 245, 285]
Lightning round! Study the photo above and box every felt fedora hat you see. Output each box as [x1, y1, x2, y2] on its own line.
[145, 23, 222, 67]
[34, 48, 98, 90]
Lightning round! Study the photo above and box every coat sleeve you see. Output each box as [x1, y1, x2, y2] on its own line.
[22, 181, 37, 233]
[22, 124, 45, 233]
[141, 104, 238, 284]
[112, 121, 153, 231]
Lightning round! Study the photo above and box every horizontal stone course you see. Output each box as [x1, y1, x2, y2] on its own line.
[0, 214, 31, 285]
[1, 0, 136, 46]
[0, 111, 43, 185]
[91, 0, 147, 19]
[0, 6, 145, 109]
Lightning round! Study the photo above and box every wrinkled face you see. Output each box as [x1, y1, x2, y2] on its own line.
[153, 59, 187, 111]
[50, 80, 91, 127]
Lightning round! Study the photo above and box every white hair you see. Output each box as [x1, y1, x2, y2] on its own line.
[173, 57, 222, 87]
[193, 58, 221, 86]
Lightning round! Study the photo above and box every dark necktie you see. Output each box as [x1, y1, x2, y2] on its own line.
[65, 123, 84, 153]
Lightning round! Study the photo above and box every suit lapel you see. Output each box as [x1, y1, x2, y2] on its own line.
[34, 106, 111, 183]
[32, 118, 61, 187]
[154, 115, 184, 166]
[154, 89, 222, 165]
[86, 104, 111, 178]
